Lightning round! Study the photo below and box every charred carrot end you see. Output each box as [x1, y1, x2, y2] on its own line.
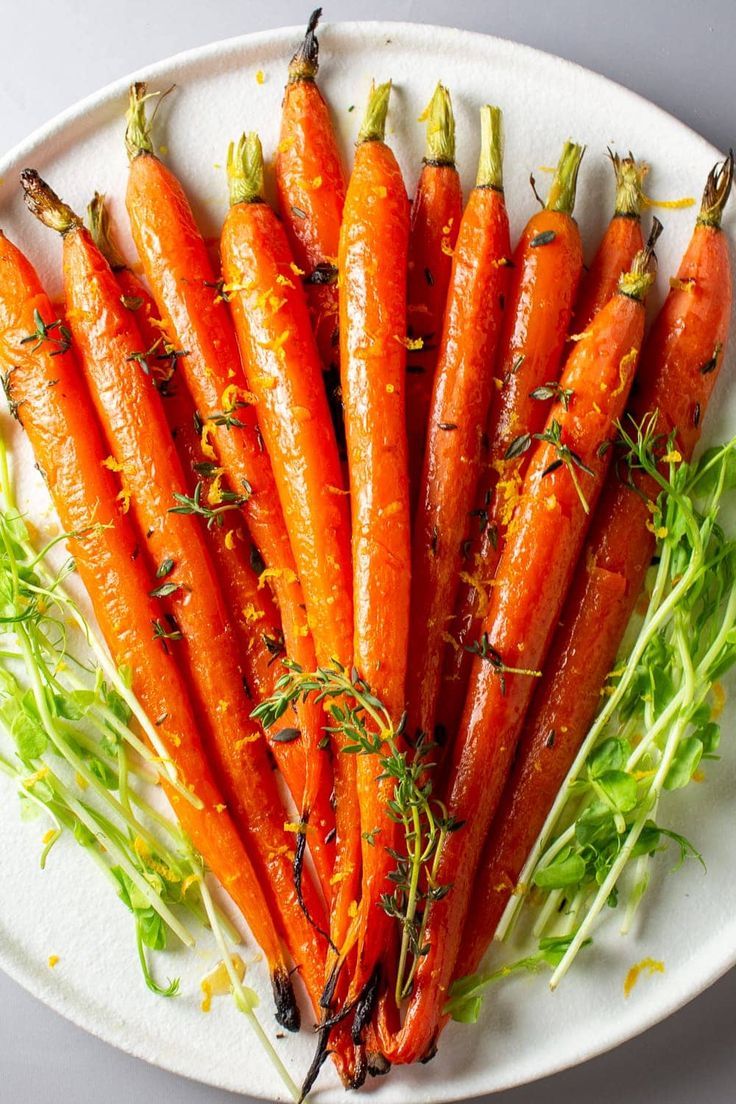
[476, 105, 503, 190]
[86, 192, 126, 270]
[697, 149, 735, 228]
[545, 139, 585, 214]
[609, 150, 648, 217]
[422, 82, 455, 167]
[289, 7, 322, 83]
[20, 169, 80, 235]
[227, 132, 265, 206]
[357, 80, 392, 144]
[619, 217, 663, 300]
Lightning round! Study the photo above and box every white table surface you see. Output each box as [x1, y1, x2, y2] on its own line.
[1, 1, 734, 1102]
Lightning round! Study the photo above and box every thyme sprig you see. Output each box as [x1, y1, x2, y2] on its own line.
[20, 308, 71, 357]
[253, 659, 460, 1002]
[169, 480, 248, 527]
[465, 631, 542, 695]
[504, 417, 596, 513]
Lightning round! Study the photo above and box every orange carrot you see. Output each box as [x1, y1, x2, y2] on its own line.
[406, 83, 463, 512]
[456, 155, 733, 979]
[122, 83, 332, 896]
[384, 226, 660, 1065]
[222, 132, 360, 970]
[276, 8, 346, 446]
[339, 81, 411, 1002]
[437, 140, 585, 739]
[0, 228, 299, 1028]
[21, 170, 335, 1032]
[407, 106, 510, 760]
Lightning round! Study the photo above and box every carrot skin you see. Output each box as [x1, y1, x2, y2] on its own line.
[0, 231, 298, 1026]
[438, 205, 584, 737]
[57, 219, 331, 1014]
[339, 125, 411, 996]
[386, 268, 649, 1064]
[456, 197, 732, 979]
[572, 212, 644, 333]
[408, 180, 510, 752]
[406, 162, 462, 511]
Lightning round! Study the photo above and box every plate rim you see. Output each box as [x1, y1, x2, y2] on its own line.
[0, 17, 733, 1103]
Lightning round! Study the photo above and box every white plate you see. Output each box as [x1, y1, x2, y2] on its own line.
[0, 19, 734, 1104]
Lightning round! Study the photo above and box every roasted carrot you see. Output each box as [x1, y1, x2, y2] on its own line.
[437, 140, 585, 739]
[407, 105, 510, 758]
[21, 171, 336, 1029]
[406, 83, 463, 513]
[0, 228, 300, 1028]
[276, 8, 346, 446]
[339, 81, 411, 1001]
[571, 152, 647, 332]
[85, 192, 337, 883]
[222, 132, 360, 961]
[122, 84, 331, 895]
[456, 154, 734, 979]
[384, 226, 661, 1064]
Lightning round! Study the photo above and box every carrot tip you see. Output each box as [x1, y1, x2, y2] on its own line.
[20, 170, 80, 236]
[86, 192, 125, 270]
[357, 80, 392, 144]
[289, 7, 322, 83]
[421, 83, 455, 167]
[272, 966, 301, 1032]
[476, 105, 504, 191]
[546, 140, 586, 216]
[608, 150, 648, 218]
[698, 150, 734, 228]
[227, 133, 265, 206]
[619, 216, 662, 300]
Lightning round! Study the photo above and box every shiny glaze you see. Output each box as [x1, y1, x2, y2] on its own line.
[456, 216, 732, 980]
[0, 231, 289, 986]
[276, 77, 346, 374]
[387, 282, 646, 1064]
[406, 162, 463, 511]
[61, 224, 330, 1009]
[339, 135, 411, 995]
[408, 184, 510, 759]
[439, 206, 584, 739]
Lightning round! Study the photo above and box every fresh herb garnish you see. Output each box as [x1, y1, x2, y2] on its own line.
[169, 480, 248, 528]
[20, 309, 71, 357]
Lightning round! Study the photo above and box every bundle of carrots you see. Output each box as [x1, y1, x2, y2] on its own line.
[0, 8, 732, 1098]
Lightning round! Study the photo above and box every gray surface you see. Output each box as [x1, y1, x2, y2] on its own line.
[1, 1, 734, 1101]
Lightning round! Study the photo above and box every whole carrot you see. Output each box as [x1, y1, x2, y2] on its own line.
[407, 105, 510, 758]
[85, 193, 337, 883]
[0, 229, 299, 1028]
[456, 155, 733, 978]
[339, 81, 411, 1002]
[571, 151, 647, 331]
[275, 8, 346, 446]
[21, 170, 333, 1025]
[122, 83, 330, 888]
[437, 140, 585, 739]
[406, 83, 463, 512]
[222, 131, 359, 957]
[384, 227, 660, 1065]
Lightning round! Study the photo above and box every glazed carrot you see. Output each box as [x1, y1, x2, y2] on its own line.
[406, 83, 463, 512]
[571, 152, 647, 332]
[339, 82, 411, 1001]
[384, 228, 660, 1065]
[407, 106, 510, 757]
[275, 8, 346, 446]
[86, 192, 337, 883]
[437, 140, 585, 738]
[21, 171, 334, 1026]
[456, 155, 734, 979]
[222, 132, 359, 957]
[122, 83, 331, 887]
[0, 229, 299, 1028]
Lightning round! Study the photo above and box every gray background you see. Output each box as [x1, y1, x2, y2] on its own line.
[1, 1, 734, 1101]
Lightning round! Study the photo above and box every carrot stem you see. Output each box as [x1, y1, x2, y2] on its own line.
[476, 105, 503, 190]
[357, 80, 391, 143]
[423, 83, 455, 166]
[546, 139, 585, 214]
[288, 7, 322, 83]
[227, 133, 265, 205]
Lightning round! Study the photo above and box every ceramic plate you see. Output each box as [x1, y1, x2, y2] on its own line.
[0, 19, 734, 1104]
